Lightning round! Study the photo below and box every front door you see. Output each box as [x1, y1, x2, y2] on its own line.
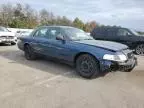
[44, 27, 73, 61]
[116, 28, 133, 47]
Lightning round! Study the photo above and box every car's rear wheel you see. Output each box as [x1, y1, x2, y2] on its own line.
[135, 44, 144, 55]
[24, 45, 36, 60]
[76, 54, 100, 79]
[11, 42, 16, 45]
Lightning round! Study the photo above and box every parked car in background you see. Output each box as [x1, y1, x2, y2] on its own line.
[17, 26, 137, 79]
[91, 27, 144, 55]
[86, 33, 90, 35]
[0, 26, 17, 45]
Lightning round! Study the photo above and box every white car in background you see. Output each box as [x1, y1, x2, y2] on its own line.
[0, 26, 17, 45]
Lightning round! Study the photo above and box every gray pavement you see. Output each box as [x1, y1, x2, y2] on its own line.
[0, 45, 144, 108]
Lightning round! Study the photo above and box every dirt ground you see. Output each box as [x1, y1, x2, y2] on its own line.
[0, 45, 144, 108]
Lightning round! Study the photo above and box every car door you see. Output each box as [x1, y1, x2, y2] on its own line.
[92, 28, 108, 41]
[44, 27, 74, 61]
[31, 27, 52, 56]
[104, 28, 117, 41]
[116, 28, 133, 46]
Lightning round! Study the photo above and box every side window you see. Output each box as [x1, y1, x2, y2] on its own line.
[117, 29, 131, 36]
[45, 27, 62, 40]
[107, 29, 115, 37]
[34, 28, 48, 37]
[33, 27, 62, 40]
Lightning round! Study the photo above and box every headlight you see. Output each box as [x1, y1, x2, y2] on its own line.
[103, 53, 127, 62]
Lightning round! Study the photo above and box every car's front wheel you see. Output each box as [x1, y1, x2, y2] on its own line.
[135, 44, 144, 55]
[76, 54, 100, 79]
[24, 45, 36, 60]
[124, 68, 134, 72]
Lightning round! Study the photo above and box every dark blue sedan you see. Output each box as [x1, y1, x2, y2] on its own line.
[17, 26, 137, 78]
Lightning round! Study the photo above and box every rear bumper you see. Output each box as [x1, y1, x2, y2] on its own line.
[100, 57, 137, 72]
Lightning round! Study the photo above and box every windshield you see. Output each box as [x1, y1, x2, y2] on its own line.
[129, 29, 139, 36]
[0, 27, 9, 32]
[64, 27, 93, 41]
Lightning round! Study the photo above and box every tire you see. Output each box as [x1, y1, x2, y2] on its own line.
[76, 54, 100, 79]
[135, 44, 144, 55]
[11, 42, 16, 45]
[124, 68, 134, 72]
[124, 63, 136, 72]
[24, 45, 36, 60]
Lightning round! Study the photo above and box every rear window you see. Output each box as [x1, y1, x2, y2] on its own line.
[91, 27, 117, 37]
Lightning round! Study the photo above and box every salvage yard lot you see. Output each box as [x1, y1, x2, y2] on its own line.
[0, 45, 144, 108]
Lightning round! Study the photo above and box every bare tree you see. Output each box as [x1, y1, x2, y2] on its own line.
[0, 3, 99, 30]
[0, 3, 14, 26]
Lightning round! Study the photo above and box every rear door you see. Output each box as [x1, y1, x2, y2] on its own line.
[91, 28, 116, 42]
[104, 28, 117, 41]
[91, 28, 106, 40]
[31, 27, 52, 56]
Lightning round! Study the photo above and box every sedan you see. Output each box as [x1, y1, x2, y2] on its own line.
[0, 26, 17, 45]
[17, 26, 137, 79]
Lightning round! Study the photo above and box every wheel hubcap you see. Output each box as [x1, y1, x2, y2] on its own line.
[136, 44, 144, 55]
[80, 59, 93, 73]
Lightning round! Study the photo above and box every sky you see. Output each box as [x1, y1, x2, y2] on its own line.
[1, 0, 144, 31]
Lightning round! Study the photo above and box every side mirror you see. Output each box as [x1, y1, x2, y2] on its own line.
[56, 34, 64, 40]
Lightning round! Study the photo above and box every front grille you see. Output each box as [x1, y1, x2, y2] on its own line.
[0, 36, 14, 39]
[119, 65, 132, 71]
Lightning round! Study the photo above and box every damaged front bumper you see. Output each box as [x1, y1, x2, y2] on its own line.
[100, 57, 137, 72]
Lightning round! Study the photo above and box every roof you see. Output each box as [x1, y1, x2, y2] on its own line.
[39, 25, 76, 29]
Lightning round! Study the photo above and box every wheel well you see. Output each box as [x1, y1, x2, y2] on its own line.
[135, 42, 144, 46]
[74, 52, 99, 65]
[130, 42, 144, 50]
[137, 42, 144, 45]
[24, 43, 29, 50]
[24, 43, 29, 47]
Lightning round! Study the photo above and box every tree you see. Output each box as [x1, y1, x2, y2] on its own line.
[73, 17, 84, 29]
[83, 23, 91, 32]
[39, 9, 50, 25]
[11, 3, 27, 28]
[24, 4, 38, 28]
[57, 16, 72, 26]
[83, 21, 98, 32]
[89, 21, 97, 30]
[0, 3, 99, 30]
[0, 3, 14, 27]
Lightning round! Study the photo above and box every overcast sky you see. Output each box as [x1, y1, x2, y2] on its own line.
[1, 0, 144, 31]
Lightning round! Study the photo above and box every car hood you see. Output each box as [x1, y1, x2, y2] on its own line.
[75, 40, 128, 51]
[0, 32, 15, 36]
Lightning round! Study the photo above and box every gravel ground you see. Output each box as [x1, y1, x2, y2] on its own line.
[0, 45, 144, 108]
